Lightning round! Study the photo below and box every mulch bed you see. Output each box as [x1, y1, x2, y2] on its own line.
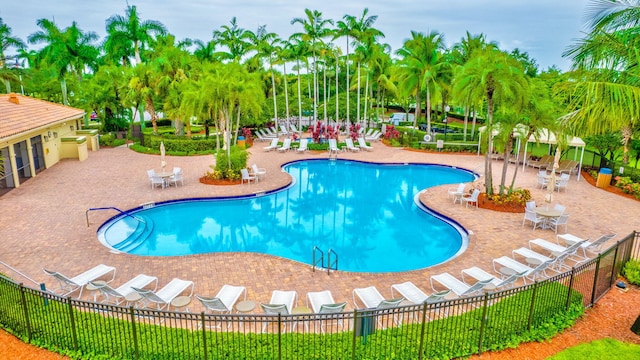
[199, 177, 242, 185]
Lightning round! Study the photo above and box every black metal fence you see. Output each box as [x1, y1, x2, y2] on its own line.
[0, 231, 637, 359]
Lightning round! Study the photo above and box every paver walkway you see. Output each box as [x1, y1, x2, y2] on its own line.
[0, 141, 637, 312]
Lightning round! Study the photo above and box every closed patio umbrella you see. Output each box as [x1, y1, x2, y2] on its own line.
[160, 141, 166, 171]
[544, 148, 561, 208]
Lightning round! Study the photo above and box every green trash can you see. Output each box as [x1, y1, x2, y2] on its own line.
[596, 168, 612, 188]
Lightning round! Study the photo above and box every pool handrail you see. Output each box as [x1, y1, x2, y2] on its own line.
[86, 206, 146, 227]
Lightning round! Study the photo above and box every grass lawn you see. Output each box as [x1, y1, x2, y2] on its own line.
[549, 338, 640, 359]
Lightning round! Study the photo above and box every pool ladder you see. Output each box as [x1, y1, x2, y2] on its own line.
[312, 246, 338, 275]
[86, 206, 146, 227]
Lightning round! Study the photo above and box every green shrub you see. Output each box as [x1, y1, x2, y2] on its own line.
[209, 146, 248, 180]
[623, 259, 640, 285]
[549, 338, 640, 360]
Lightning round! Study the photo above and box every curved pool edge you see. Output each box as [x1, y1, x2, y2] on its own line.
[98, 159, 479, 272]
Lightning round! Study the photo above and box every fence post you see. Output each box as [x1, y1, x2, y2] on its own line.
[609, 244, 621, 287]
[277, 313, 282, 360]
[417, 302, 428, 360]
[66, 297, 78, 350]
[527, 282, 539, 331]
[18, 284, 32, 342]
[566, 267, 577, 310]
[129, 306, 139, 359]
[201, 312, 207, 360]
[590, 255, 602, 306]
[477, 293, 490, 355]
[351, 310, 358, 360]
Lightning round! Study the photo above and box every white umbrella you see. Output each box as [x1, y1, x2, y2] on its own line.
[160, 141, 166, 171]
[544, 148, 561, 209]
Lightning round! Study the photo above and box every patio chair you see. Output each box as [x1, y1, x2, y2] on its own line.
[197, 285, 246, 329]
[343, 138, 360, 152]
[147, 169, 165, 189]
[90, 273, 158, 305]
[254, 131, 270, 142]
[536, 171, 549, 189]
[390, 281, 450, 305]
[279, 124, 290, 136]
[306, 290, 347, 333]
[169, 167, 184, 187]
[522, 208, 545, 230]
[529, 237, 588, 264]
[461, 189, 480, 208]
[553, 204, 566, 214]
[260, 290, 298, 333]
[526, 200, 536, 210]
[555, 173, 570, 192]
[356, 137, 373, 151]
[277, 138, 291, 152]
[527, 155, 553, 169]
[295, 138, 308, 153]
[365, 131, 382, 141]
[430, 272, 492, 297]
[447, 183, 466, 204]
[132, 278, 194, 310]
[251, 164, 267, 182]
[241, 168, 257, 184]
[43, 264, 116, 299]
[263, 138, 279, 152]
[547, 213, 569, 234]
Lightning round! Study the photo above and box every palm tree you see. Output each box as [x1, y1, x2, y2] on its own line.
[291, 9, 334, 123]
[0, 18, 26, 93]
[105, 5, 167, 66]
[394, 30, 446, 130]
[247, 25, 281, 128]
[28, 19, 99, 105]
[452, 48, 528, 195]
[192, 39, 217, 63]
[561, 0, 640, 164]
[124, 62, 160, 134]
[284, 36, 309, 131]
[212, 17, 252, 63]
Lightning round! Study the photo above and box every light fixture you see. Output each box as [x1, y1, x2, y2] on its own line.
[53, 132, 58, 138]
[70, 125, 74, 131]
[48, 131, 52, 137]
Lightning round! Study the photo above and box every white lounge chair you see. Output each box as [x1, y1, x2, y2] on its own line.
[251, 164, 266, 182]
[492, 256, 552, 284]
[529, 237, 586, 257]
[461, 189, 480, 208]
[263, 138, 279, 152]
[241, 168, 256, 184]
[306, 290, 347, 333]
[352, 286, 403, 309]
[365, 130, 382, 141]
[260, 290, 298, 333]
[296, 138, 308, 153]
[343, 138, 360, 152]
[43, 264, 116, 299]
[90, 273, 158, 305]
[259, 129, 277, 138]
[277, 138, 291, 152]
[279, 124, 290, 136]
[328, 138, 340, 156]
[197, 284, 246, 314]
[430, 272, 492, 297]
[254, 131, 271, 142]
[390, 281, 450, 305]
[132, 278, 194, 310]
[356, 137, 373, 151]
[558, 233, 616, 259]
[353, 286, 403, 327]
[461, 267, 524, 291]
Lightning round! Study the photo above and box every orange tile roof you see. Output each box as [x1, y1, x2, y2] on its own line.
[0, 93, 85, 140]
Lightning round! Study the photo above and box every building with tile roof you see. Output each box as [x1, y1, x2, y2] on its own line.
[0, 93, 97, 194]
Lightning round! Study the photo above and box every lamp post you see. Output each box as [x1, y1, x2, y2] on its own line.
[443, 105, 450, 142]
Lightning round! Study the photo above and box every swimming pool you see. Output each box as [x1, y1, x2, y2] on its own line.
[98, 160, 476, 272]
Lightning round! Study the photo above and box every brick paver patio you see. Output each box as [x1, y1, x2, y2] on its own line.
[1, 141, 637, 312]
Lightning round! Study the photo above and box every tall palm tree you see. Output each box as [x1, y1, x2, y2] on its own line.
[0, 18, 26, 93]
[212, 17, 251, 63]
[284, 36, 309, 131]
[192, 39, 217, 63]
[452, 48, 528, 195]
[561, 0, 640, 164]
[28, 19, 99, 105]
[105, 5, 167, 66]
[124, 62, 160, 134]
[394, 30, 446, 130]
[247, 25, 281, 128]
[291, 9, 334, 122]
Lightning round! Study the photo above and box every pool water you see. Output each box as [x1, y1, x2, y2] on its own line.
[98, 160, 476, 272]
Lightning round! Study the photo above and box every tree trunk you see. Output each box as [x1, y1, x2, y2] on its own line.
[297, 59, 303, 132]
[356, 62, 361, 125]
[283, 63, 290, 120]
[145, 98, 158, 135]
[270, 61, 278, 131]
[484, 91, 494, 195]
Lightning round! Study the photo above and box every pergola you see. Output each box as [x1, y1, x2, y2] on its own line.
[523, 128, 586, 181]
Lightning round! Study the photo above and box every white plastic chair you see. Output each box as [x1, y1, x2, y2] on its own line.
[343, 138, 360, 152]
[147, 169, 165, 189]
[357, 137, 373, 151]
[461, 189, 480, 208]
[251, 164, 266, 182]
[296, 138, 308, 153]
[170, 167, 183, 187]
[522, 208, 545, 230]
[241, 168, 256, 184]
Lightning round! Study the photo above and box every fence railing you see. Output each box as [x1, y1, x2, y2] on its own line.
[0, 231, 637, 359]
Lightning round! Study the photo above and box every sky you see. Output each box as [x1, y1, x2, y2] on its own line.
[1, 0, 593, 71]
